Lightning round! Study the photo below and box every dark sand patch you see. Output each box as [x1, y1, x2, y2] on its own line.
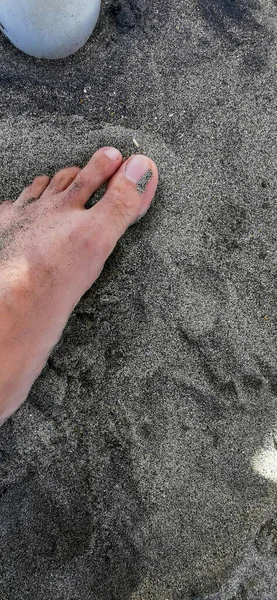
[0, 0, 277, 598]
[136, 169, 153, 195]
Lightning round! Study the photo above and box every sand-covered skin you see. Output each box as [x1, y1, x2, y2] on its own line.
[0, 1, 277, 599]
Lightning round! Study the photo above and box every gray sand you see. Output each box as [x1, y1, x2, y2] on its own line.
[0, 1, 277, 599]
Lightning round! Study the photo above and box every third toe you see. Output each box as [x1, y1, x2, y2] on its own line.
[43, 167, 82, 196]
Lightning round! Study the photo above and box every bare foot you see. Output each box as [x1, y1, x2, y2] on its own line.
[0, 147, 158, 423]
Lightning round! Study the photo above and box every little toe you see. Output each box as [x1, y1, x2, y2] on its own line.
[0, 200, 14, 226]
[16, 175, 50, 207]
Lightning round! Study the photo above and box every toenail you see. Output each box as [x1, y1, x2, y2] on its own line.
[125, 155, 152, 188]
[105, 147, 121, 161]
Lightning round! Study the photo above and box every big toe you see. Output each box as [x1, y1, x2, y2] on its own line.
[89, 154, 158, 254]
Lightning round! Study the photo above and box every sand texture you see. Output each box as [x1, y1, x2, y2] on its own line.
[0, 1, 277, 599]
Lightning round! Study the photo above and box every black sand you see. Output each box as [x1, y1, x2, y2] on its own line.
[0, 1, 277, 599]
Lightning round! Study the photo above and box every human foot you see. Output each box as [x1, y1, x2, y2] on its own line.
[0, 147, 158, 424]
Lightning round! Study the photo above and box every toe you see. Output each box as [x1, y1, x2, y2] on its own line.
[0, 200, 14, 226]
[88, 154, 158, 258]
[62, 147, 122, 207]
[43, 166, 81, 196]
[16, 175, 50, 207]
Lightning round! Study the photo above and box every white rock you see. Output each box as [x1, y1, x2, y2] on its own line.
[0, 0, 101, 59]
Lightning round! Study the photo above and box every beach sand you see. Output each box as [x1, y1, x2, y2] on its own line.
[0, 1, 277, 599]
